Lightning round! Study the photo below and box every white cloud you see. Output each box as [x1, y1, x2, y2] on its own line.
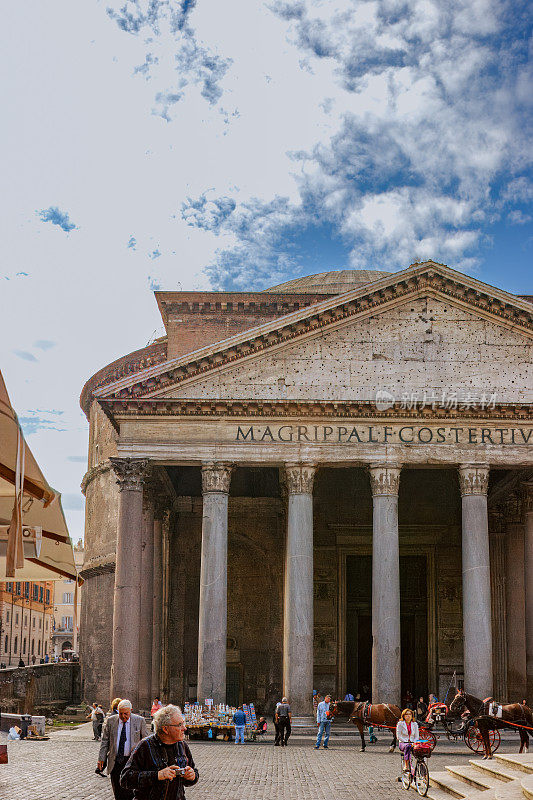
[0, 0, 530, 539]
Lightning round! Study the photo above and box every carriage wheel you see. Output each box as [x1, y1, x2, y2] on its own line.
[420, 729, 437, 751]
[465, 723, 501, 754]
[465, 723, 485, 753]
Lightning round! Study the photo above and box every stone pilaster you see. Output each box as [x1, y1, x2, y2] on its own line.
[503, 494, 527, 699]
[151, 500, 166, 700]
[458, 464, 492, 698]
[488, 508, 507, 700]
[369, 464, 401, 705]
[283, 464, 316, 720]
[197, 463, 233, 705]
[109, 457, 151, 708]
[160, 509, 172, 701]
[138, 491, 155, 710]
[523, 482, 533, 703]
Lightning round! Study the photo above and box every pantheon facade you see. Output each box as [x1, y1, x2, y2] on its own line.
[80, 261, 533, 718]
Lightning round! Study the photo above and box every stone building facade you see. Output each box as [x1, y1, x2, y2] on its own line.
[51, 540, 84, 658]
[79, 262, 533, 718]
[0, 581, 54, 665]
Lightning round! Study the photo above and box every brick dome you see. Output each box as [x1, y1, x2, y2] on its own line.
[263, 269, 392, 295]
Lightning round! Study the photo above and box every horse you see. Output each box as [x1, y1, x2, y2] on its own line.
[449, 690, 533, 759]
[330, 700, 400, 752]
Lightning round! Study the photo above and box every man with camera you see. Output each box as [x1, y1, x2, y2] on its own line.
[120, 704, 199, 800]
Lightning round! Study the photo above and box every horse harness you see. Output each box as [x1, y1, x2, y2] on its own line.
[351, 701, 397, 725]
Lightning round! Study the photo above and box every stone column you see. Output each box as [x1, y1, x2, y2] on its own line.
[504, 495, 526, 699]
[109, 457, 150, 709]
[137, 493, 155, 710]
[283, 464, 316, 721]
[523, 482, 533, 703]
[151, 505, 164, 700]
[369, 464, 402, 706]
[458, 465, 493, 698]
[197, 463, 232, 705]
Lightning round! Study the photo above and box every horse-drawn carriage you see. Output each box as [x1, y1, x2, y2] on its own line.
[419, 699, 501, 754]
[330, 691, 533, 760]
[448, 690, 533, 759]
[416, 692, 532, 758]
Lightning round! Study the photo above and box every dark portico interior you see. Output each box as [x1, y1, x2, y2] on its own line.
[159, 464, 508, 713]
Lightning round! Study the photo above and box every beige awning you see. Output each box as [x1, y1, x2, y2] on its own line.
[0, 369, 80, 582]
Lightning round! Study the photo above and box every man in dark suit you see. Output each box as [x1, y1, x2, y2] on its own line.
[97, 699, 148, 799]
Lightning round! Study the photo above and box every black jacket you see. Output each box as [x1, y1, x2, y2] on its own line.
[120, 735, 199, 800]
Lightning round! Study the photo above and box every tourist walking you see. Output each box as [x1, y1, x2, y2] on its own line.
[315, 694, 332, 749]
[96, 698, 122, 776]
[97, 699, 148, 799]
[90, 703, 104, 740]
[95, 704, 104, 739]
[275, 697, 292, 747]
[233, 706, 246, 744]
[120, 704, 198, 799]
[89, 703, 101, 740]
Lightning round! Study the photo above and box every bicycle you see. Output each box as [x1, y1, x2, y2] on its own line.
[399, 741, 432, 797]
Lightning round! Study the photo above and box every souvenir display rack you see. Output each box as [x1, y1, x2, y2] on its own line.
[183, 702, 259, 741]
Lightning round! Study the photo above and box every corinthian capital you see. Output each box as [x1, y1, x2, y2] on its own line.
[109, 457, 151, 492]
[201, 463, 233, 494]
[458, 465, 489, 497]
[369, 464, 401, 496]
[285, 464, 316, 495]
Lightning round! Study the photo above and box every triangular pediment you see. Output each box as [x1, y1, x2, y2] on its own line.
[94, 262, 532, 406]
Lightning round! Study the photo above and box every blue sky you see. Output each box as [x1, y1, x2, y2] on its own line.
[0, 0, 531, 540]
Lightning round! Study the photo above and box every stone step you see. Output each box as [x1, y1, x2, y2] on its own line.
[521, 774, 533, 800]
[445, 764, 503, 791]
[429, 770, 490, 799]
[426, 785, 491, 800]
[494, 755, 533, 776]
[469, 758, 524, 783]
[494, 779, 525, 800]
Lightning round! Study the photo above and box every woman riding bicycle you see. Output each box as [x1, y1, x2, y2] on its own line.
[397, 708, 420, 770]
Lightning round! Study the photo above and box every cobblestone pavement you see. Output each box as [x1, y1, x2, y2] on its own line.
[0, 723, 525, 800]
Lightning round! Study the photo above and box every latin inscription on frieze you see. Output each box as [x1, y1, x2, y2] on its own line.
[235, 424, 532, 445]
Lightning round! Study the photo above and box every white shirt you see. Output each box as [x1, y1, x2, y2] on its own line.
[116, 718, 131, 757]
[396, 720, 420, 743]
